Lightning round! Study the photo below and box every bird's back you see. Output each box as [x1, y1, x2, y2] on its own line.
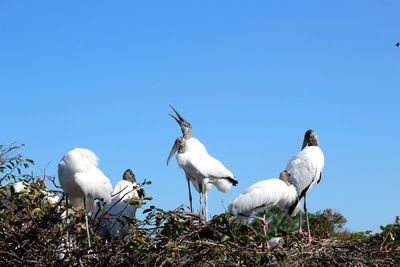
[58, 148, 112, 211]
[112, 180, 139, 200]
[187, 138, 237, 192]
[286, 146, 324, 197]
[105, 179, 138, 239]
[228, 179, 298, 223]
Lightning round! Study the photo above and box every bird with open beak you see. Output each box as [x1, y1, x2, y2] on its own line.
[167, 105, 238, 221]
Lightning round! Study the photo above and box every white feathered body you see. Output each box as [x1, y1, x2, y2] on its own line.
[286, 146, 324, 197]
[228, 179, 299, 224]
[176, 137, 235, 193]
[105, 180, 139, 239]
[58, 148, 112, 211]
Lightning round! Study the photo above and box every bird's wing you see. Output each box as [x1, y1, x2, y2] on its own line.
[228, 179, 295, 218]
[112, 180, 138, 200]
[186, 153, 237, 192]
[286, 146, 324, 198]
[74, 168, 112, 205]
[181, 161, 206, 193]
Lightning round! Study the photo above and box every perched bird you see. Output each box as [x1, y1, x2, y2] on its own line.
[58, 148, 112, 247]
[12, 181, 28, 193]
[104, 169, 143, 239]
[228, 171, 300, 229]
[167, 105, 238, 220]
[11, 180, 62, 208]
[285, 130, 324, 243]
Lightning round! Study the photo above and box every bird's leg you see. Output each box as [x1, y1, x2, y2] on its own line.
[65, 195, 70, 251]
[298, 209, 303, 235]
[303, 193, 313, 243]
[83, 198, 92, 248]
[199, 185, 203, 221]
[255, 214, 269, 235]
[187, 178, 193, 213]
[204, 191, 208, 222]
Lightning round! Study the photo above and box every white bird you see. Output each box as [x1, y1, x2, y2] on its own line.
[12, 181, 27, 193]
[104, 169, 143, 239]
[228, 171, 300, 228]
[12, 180, 62, 208]
[167, 105, 238, 220]
[58, 148, 112, 247]
[285, 129, 324, 243]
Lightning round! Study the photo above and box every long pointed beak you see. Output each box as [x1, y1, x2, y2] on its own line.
[169, 105, 186, 122]
[167, 138, 179, 166]
[169, 105, 190, 127]
[169, 113, 183, 126]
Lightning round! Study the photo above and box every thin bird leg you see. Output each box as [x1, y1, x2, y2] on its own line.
[254, 214, 269, 235]
[298, 209, 303, 235]
[65, 195, 70, 250]
[304, 193, 313, 243]
[187, 178, 193, 212]
[199, 191, 203, 220]
[83, 198, 92, 248]
[204, 191, 208, 222]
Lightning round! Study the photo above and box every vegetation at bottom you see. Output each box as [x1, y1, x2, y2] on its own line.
[0, 144, 399, 266]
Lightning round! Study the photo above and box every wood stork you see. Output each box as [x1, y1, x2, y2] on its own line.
[58, 148, 112, 247]
[228, 171, 300, 229]
[12, 180, 62, 208]
[285, 129, 324, 242]
[104, 169, 143, 239]
[167, 105, 238, 220]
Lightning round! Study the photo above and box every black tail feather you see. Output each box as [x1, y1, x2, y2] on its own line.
[225, 177, 238, 186]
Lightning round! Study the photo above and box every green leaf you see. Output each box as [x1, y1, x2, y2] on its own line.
[221, 235, 230, 243]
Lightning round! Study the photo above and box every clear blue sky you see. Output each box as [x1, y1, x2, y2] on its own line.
[1, 1, 399, 232]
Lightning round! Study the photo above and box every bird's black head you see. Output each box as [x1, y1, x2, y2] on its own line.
[123, 169, 136, 183]
[167, 137, 186, 166]
[279, 170, 291, 184]
[301, 129, 320, 149]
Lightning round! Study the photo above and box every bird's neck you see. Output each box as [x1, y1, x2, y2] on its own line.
[183, 131, 192, 139]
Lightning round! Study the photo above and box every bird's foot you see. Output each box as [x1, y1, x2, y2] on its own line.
[307, 233, 318, 244]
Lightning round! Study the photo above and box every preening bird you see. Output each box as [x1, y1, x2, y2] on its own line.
[104, 169, 143, 239]
[285, 130, 324, 242]
[167, 105, 238, 220]
[58, 148, 112, 247]
[228, 171, 300, 228]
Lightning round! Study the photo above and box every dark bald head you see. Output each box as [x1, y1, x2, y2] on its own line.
[123, 169, 136, 183]
[279, 170, 291, 184]
[301, 129, 320, 149]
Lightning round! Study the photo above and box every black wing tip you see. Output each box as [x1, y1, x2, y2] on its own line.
[225, 177, 238, 186]
[288, 199, 299, 216]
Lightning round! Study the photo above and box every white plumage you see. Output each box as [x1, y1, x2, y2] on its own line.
[12, 180, 62, 208]
[228, 174, 299, 224]
[177, 138, 236, 194]
[167, 105, 237, 220]
[105, 179, 139, 239]
[284, 130, 325, 242]
[12, 181, 27, 193]
[286, 146, 324, 198]
[58, 147, 112, 247]
[58, 148, 112, 211]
